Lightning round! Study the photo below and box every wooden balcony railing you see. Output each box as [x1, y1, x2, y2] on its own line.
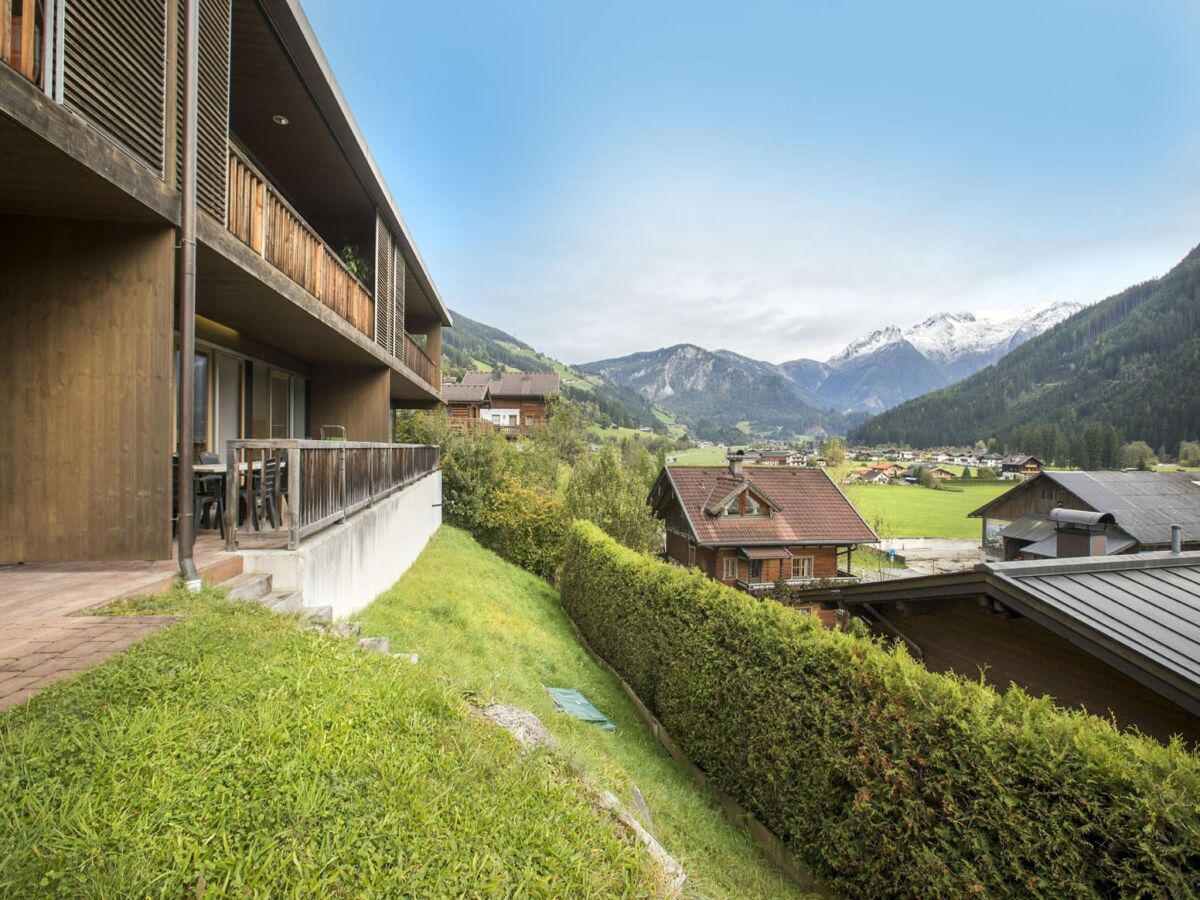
[1, 0, 42, 84]
[228, 145, 374, 340]
[403, 331, 437, 386]
[223, 439, 439, 551]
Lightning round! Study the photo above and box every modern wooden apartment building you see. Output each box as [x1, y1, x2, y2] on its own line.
[0, 0, 451, 566]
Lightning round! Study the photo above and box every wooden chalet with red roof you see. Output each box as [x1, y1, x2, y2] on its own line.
[648, 450, 877, 603]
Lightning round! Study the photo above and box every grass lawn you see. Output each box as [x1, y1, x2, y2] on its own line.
[356, 526, 809, 899]
[844, 481, 1010, 539]
[0, 590, 657, 896]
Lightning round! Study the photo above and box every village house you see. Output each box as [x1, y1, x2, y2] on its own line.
[802, 551, 1200, 744]
[456, 371, 560, 434]
[0, 0, 448, 616]
[1001, 454, 1043, 480]
[442, 380, 491, 427]
[648, 451, 877, 615]
[970, 470, 1200, 561]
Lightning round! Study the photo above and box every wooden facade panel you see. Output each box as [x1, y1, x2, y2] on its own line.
[884, 598, 1200, 744]
[308, 366, 391, 442]
[64, 0, 168, 173]
[0, 217, 175, 562]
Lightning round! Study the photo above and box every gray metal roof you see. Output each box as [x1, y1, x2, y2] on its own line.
[987, 552, 1200, 695]
[1019, 531, 1137, 559]
[999, 513, 1056, 543]
[1040, 471, 1200, 547]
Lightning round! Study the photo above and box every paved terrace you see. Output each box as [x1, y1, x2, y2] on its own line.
[0, 536, 240, 710]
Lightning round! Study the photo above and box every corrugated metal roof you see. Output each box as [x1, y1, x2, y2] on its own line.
[999, 513, 1056, 543]
[1040, 471, 1200, 546]
[1019, 532, 1137, 558]
[989, 552, 1200, 693]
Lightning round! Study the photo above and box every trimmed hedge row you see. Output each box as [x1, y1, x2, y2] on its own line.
[559, 520, 1200, 898]
[473, 481, 569, 581]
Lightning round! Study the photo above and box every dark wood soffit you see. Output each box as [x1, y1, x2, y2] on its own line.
[229, 0, 373, 252]
[0, 68, 178, 223]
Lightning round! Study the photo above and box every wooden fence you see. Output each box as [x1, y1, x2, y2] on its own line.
[223, 440, 439, 551]
[227, 145, 375, 340]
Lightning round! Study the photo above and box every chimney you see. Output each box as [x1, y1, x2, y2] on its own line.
[728, 450, 745, 479]
[1049, 508, 1112, 558]
[1172, 524, 1183, 554]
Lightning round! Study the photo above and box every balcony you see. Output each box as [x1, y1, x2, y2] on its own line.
[227, 144, 375, 342]
[222, 439, 440, 551]
[403, 332, 437, 388]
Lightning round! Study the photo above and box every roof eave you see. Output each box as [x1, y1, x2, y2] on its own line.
[264, 0, 452, 327]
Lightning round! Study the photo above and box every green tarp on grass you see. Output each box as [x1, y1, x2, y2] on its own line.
[545, 686, 615, 730]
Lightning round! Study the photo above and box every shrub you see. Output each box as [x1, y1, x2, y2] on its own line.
[564, 446, 661, 553]
[474, 480, 570, 581]
[559, 521, 1200, 898]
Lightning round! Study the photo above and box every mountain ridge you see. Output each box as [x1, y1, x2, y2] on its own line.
[849, 246, 1200, 452]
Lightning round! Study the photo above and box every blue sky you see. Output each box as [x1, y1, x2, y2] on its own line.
[306, 0, 1200, 364]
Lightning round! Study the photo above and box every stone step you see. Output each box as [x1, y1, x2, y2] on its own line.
[304, 605, 333, 624]
[223, 572, 273, 602]
[262, 591, 305, 614]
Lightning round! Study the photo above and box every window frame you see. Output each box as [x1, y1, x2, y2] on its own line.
[722, 556, 737, 580]
[791, 556, 814, 579]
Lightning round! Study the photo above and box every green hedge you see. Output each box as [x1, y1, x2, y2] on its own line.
[473, 481, 569, 581]
[559, 520, 1200, 897]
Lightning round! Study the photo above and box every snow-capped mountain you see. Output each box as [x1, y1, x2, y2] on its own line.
[578, 301, 1089, 434]
[800, 302, 1087, 403]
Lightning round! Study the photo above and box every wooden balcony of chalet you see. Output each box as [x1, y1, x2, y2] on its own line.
[228, 144, 375, 340]
[225, 143, 441, 397]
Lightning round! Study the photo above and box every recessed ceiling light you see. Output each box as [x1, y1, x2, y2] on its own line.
[272, 114, 289, 126]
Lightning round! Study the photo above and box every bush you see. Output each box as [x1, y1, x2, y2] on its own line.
[474, 480, 569, 581]
[559, 521, 1200, 898]
[564, 446, 661, 553]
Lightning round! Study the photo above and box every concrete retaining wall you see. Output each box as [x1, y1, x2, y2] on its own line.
[240, 471, 442, 619]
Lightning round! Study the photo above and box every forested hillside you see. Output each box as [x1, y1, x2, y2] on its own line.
[442, 310, 664, 431]
[850, 244, 1200, 456]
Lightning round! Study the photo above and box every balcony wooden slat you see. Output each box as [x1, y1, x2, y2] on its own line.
[226, 143, 375, 342]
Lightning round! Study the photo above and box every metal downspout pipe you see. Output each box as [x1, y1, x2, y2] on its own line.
[177, 0, 201, 589]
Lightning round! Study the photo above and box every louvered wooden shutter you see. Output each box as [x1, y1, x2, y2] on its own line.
[375, 214, 394, 355]
[174, 0, 231, 219]
[394, 249, 406, 357]
[63, 0, 168, 174]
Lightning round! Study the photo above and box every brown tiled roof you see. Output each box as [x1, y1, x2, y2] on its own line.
[740, 546, 793, 560]
[659, 466, 878, 546]
[442, 382, 489, 403]
[460, 371, 560, 398]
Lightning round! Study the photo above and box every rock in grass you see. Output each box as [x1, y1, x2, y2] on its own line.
[333, 622, 362, 639]
[599, 791, 686, 896]
[357, 637, 390, 654]
[392, 652, 419, 664]
[630, 783, 655, 835]
[477, 704, 556, 750]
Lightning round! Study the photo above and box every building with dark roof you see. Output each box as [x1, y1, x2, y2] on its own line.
[648, 451, 877, 610]
[1000, 454, 1042, 480]
[442, 381, 491, 427]
[800, 551, 1200, 744]
[457, 371, 560, 431]
[971, 470, 1200, 560]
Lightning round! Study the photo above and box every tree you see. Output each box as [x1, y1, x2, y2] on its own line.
[1121, 441, 1159, 470]
[819, 437, 847, 466]
[564, 446, 662, 553]
[960, 466, 973, 480]
[1179, 440, 1200, 467]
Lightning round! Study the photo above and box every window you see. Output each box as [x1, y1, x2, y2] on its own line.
[792, 556, 814, 579]
[722, 557, 736, 580]
[687, 543, 696, 568]
[725, 490, 767, 517]
[743, 493, 764, 516]
[749, 559, 763, 582]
